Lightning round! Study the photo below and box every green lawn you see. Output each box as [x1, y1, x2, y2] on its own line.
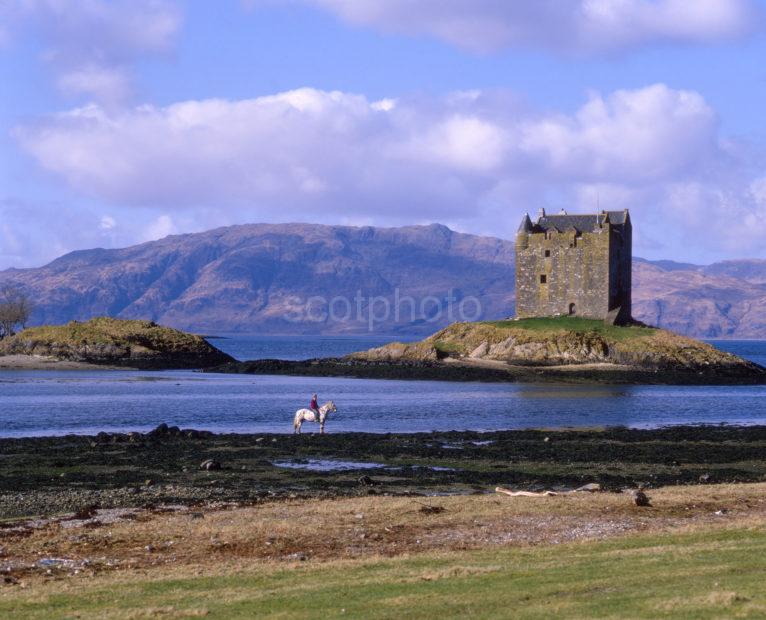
[483, 316, 656, 340]
[4, 525, 766, 619]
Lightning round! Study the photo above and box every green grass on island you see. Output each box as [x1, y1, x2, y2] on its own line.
[5, 317, 208, 349]
[4, 526, 765, 619]
[482, 316, 657, 340]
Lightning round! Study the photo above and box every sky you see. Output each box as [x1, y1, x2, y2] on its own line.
[1, 0, 766, 269]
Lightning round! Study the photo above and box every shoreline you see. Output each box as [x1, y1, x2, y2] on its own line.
[209, 356, 766, 385]
[1, 419, 765, 441]
[0, 354, 133, 371]
[3, 424, 766, 519]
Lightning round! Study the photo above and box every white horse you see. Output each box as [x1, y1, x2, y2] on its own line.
[293, 401, 337, 434]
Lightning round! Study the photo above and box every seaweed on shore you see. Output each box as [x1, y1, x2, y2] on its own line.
[2, 425, 766, 519]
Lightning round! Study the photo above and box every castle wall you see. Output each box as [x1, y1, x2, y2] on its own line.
[608, 219, 632, 323]
[516, 229, 611, 319]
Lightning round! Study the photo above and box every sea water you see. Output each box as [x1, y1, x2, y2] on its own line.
[0, 336, 765, 437]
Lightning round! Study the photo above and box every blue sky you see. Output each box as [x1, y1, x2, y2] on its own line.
[2, 0, 766, 268]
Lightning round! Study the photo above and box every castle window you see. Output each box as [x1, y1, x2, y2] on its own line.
[544, 249, 551, 257]
[540, 274, 547, 284]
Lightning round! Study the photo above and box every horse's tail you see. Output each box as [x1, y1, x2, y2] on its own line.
[293, 411, 300, 430]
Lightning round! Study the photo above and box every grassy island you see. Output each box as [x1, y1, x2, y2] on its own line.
[0, 317, 233, 369]
[214, 317, 766, 385]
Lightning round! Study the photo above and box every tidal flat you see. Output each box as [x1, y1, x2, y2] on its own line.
[2, 425, 766, 519]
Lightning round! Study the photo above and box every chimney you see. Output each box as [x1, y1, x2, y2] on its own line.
[537, 207, 546, 220]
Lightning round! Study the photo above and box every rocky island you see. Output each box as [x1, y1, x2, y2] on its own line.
[214, 317, 766, 384]
[0, 317, 233, 370]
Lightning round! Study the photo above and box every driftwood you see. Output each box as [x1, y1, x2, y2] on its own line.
[495, 487, 559, 497]
[495, 483, 602, 498]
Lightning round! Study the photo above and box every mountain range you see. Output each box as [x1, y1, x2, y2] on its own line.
[1, 223, 765, 338]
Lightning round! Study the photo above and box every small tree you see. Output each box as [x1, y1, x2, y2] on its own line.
[0, 286, 33, 339]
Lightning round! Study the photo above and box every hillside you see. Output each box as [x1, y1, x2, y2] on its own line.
[0, 224, 515, 336]
[0, 317, 233, 369]
[632, 258, 766, 338]
[1, 223, 766, 337]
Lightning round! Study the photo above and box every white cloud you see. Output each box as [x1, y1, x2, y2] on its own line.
[13, 83, 766, 259]
[272, 0, 762, 54]
[2, 0, 181, 102]
[13, 84, 719, 205]
[142, 214, 177, 242]
[99, 215, 116, 230]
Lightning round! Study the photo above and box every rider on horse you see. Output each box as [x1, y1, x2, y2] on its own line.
[309, 393, 319, 419]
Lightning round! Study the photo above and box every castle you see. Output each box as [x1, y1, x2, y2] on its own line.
[515, 209, 632, 325]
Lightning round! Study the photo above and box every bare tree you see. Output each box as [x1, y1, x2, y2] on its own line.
[0, 286, 34, 339]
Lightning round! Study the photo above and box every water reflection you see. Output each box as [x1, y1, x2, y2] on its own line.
[514, 385, 633, 399]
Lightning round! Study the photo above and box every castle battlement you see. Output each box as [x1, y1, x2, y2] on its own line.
[515, 208, 632, 324]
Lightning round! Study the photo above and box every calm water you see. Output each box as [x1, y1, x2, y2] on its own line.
[206, 334, 412, 361]
[0, 337, 764, 437]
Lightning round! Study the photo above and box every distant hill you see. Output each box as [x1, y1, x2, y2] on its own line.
[0, 224, 515, 336]
[632, 258, 766, 338]
[1, 223, 765, 338]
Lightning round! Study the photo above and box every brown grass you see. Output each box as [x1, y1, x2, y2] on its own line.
[1, 482, 765, 589]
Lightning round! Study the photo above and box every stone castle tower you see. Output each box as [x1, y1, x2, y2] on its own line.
[515, 209, 632, 324]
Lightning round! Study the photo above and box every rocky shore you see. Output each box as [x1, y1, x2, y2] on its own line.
[3, 424, 766, 519]
[211, 355, 766, 384]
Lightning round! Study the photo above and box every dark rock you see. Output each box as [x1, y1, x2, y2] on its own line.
[634, 489, 651, 507]
[358, 475, 376, 486]
[213, 355, 766, 386]
[149, 423, 169, 437]
[71, 504, 99, 520]
[200, 459, 222, 471]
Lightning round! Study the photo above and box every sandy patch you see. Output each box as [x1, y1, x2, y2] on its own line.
[0, 354, 129, 370]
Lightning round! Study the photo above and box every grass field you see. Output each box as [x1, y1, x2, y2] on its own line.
[2, 484, 766, 619]
[2, 525, 765, 619]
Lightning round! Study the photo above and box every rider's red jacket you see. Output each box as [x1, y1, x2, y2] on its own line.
[310, 398, 318, 410]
